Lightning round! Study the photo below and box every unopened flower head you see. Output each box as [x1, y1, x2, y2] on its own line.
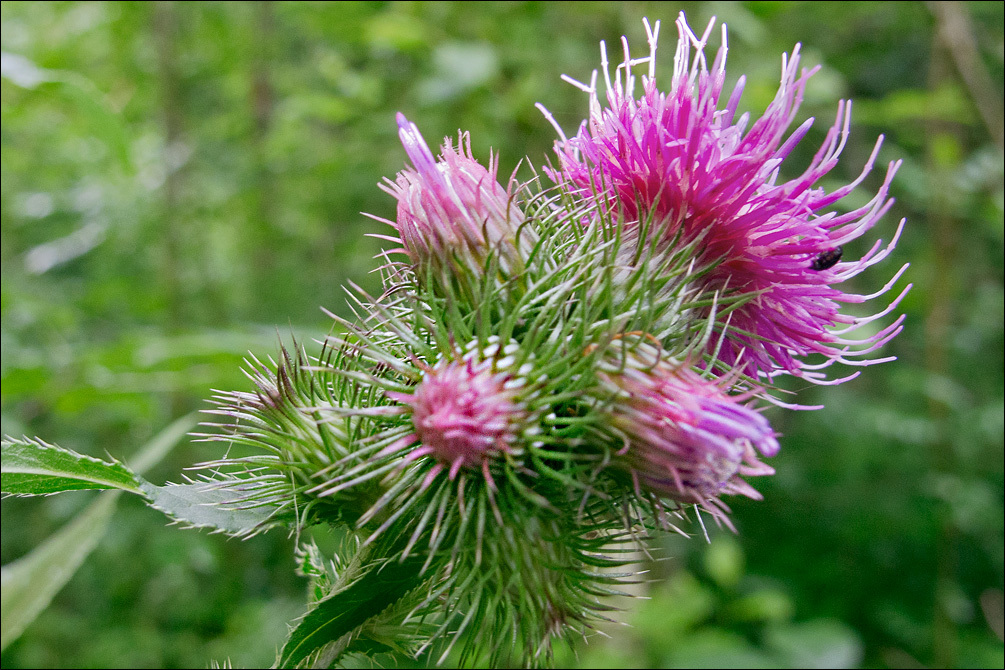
[597, 344, 777, 516]
[379, 113, 530, 279]
[387, 340, 531, 482]
[541, 14, 910, 383]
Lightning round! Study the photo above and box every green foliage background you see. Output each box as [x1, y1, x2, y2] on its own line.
[1, 1, 1002, 667]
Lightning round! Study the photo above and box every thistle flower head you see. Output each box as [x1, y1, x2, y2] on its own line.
[541, 14, 909, 383]
[387, 339, 532, 481]
[597, 344, 777, 517]
[378, 113, 529, 280]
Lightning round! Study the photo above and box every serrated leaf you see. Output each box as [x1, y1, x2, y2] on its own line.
[139, 481, 288, 536]
[278, 554, 427, 668]
[0, 414, 196, 652]
[1, 437, 144, 496]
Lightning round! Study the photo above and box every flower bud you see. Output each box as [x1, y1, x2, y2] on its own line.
[388, 339, 531, 481]
[381, 113, 530, 284]
[596, 344, 777, 513]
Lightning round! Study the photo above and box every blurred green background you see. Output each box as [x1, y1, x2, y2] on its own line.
[1, 1, 1002, 668]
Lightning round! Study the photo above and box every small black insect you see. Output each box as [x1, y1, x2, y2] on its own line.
[810, 246, 843, 271]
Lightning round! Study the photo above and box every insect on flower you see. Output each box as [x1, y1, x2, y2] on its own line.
[811, 246, 844, 271]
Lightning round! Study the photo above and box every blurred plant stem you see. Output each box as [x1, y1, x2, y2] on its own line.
[154, 1, 183, 333]
[154, 0, 189, 420]
[925, 4, 965, 666]
[927, 1, 1004, 151]
[250, 0, 278, 297]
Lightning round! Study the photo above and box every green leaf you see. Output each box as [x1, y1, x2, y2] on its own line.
[1, 437, 144, 496]
[0, 491, 120, 651]
[139, 481, 289, 536]
[0, 414, 196, 652]
[278, 553, 427, 668]
[764, 619, 864, 669]
[2, 419, 292, 536]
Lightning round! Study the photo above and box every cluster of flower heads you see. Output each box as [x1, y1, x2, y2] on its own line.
[206, 12, 908, 664]
[368, 13, 907, 506]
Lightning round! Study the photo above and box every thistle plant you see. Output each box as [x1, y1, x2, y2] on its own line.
[2, 13, 910, 668]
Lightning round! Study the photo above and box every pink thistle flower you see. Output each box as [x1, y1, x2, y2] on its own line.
[539, 14, 910, 383]
[598, 345, 778, 519]
[374, 113, 530, 278]
[386, 341, 529, 483]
